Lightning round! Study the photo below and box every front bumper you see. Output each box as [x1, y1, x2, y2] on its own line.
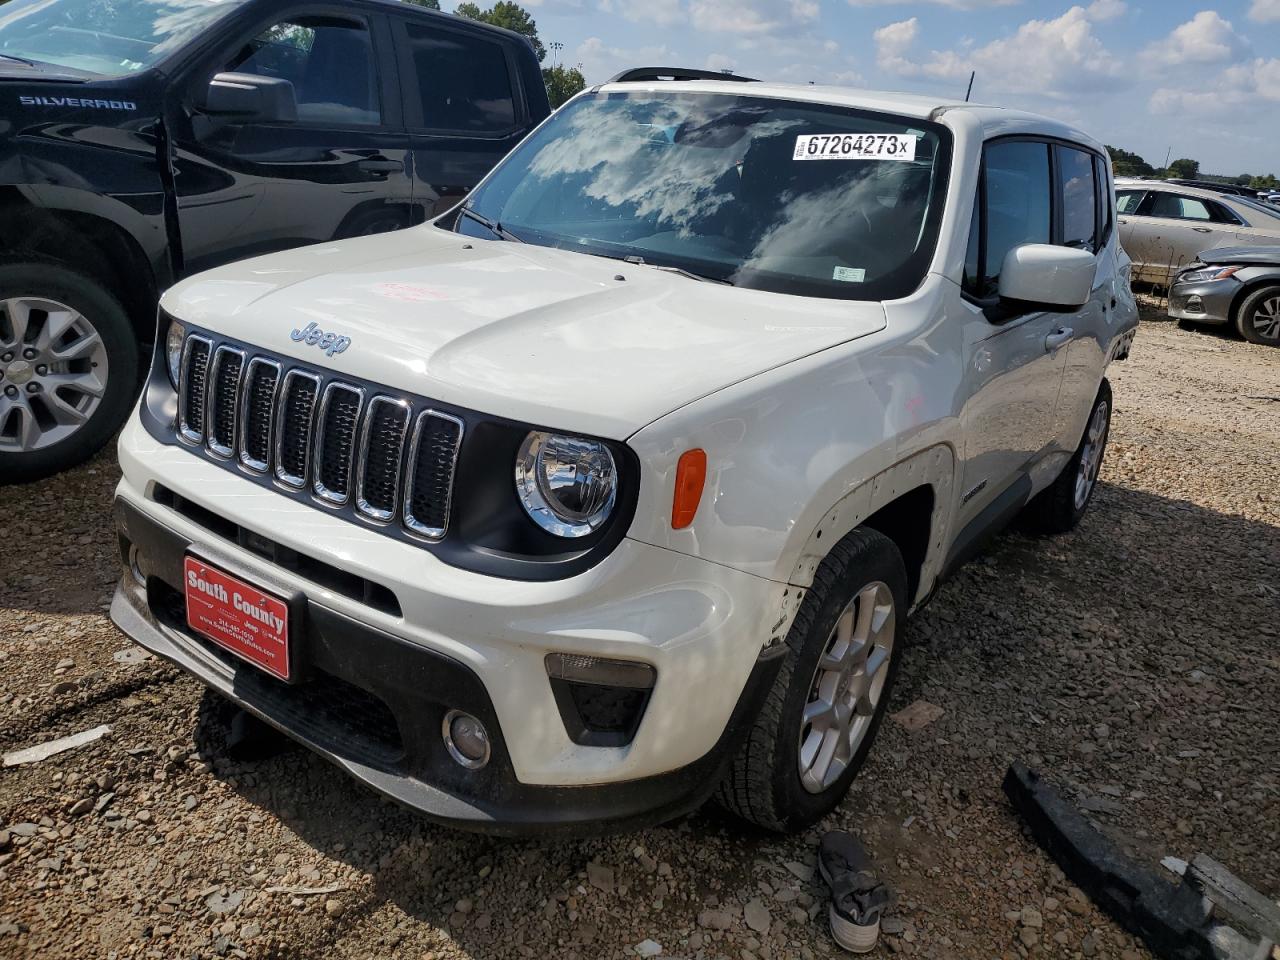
[1167, 277, 1239, 324]
[110, 416, 790, 833]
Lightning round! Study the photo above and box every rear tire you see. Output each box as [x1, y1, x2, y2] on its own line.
[715, 528, 908, 833]
[1021, 380, 1112, 535]
[0, 262, 139, 485]
[1234, 285, 1280, 347]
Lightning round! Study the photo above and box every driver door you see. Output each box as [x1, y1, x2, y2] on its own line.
[171, 9, 413, 276]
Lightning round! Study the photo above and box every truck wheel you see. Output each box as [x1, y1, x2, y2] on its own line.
[0, 262, 139, 485]
[1234, 285, 1280, 346]
[716, 528, 907, 833]
[1022, 380, 1112, 535]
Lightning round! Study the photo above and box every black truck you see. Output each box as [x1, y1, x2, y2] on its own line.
[0, 0, 549, 483]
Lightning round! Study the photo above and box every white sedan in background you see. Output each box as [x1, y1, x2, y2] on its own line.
[1115, 178, 1280, 284]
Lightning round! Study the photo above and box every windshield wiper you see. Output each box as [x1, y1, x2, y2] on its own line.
[0, 53, 38, 66]
[458, 207, 523, 243]
[623, 255, 733, 285]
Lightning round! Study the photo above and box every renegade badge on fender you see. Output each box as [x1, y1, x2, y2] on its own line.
[110, 71, 1138, 834]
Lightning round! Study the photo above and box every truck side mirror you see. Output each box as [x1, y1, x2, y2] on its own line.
[197, 72, 298, 123]
[997, 244, 1096, 313]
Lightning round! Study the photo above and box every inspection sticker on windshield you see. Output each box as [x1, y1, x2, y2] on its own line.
[793, 133, 916, 161]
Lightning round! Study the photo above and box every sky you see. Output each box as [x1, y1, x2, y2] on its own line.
[445, 0, 1280, 175]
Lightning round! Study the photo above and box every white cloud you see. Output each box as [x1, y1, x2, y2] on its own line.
[874, 4, 1127, 98]
[1143, 11, 1247, 67]
[1085, 0, 1126, 22]
[1249, 0, 1280, 23]
[575, 36, 680, 82]
[1151, 57, 1280, 115]
[596, 0, 682, 26]
[849, 0, 1018, 7]
[596, 0, 819, 33]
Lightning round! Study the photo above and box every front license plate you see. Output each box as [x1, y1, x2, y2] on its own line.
[184, 556, 291, 681]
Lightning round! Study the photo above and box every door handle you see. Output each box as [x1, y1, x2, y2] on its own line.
[357, 159, 404, 173]
[1192, 226, 1212, 233]
[1117, 218, 1128, 225]
[1045, 327, 1073, 351]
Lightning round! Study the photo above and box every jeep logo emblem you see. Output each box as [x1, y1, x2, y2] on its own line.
[290, 322, 351, 358]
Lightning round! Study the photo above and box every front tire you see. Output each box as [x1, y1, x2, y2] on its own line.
[0, 262, 139, 485]
[716, 528, 908, 833]
[1022, 380, 1112, 535]
[1234, 285, 1280, 346]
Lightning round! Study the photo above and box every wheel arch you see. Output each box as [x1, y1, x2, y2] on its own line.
[0, 189, 164, 343]
[1228, 275, 1280, 327]
[786, 445, 956, 613]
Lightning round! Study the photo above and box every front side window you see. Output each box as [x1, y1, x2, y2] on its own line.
[456, 92, 952, 301]
[981, 140, 1051, 297]
[1058, 146, 1097, 251]
[0, 0, 248, 77]
[403, 23, 515, 133]
[226, 18, 380, 126]
[1149, 193, 1211, 221]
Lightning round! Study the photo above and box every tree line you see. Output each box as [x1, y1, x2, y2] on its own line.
[401, 0, 585, 107]
[1106, 145, 1278, 191]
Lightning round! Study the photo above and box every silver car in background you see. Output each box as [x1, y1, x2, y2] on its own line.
[1116, 179, 1280, 285]
[1168, 246, 1280, 346]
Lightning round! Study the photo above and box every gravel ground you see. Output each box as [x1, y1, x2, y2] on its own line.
[2, 310, 1277, 960]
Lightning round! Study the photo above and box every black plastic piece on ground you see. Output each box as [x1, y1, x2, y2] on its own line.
[1002, 762, 1219, 960]
[225, 708, 297, 762]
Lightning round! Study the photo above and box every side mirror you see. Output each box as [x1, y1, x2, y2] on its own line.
[997, 244, 1096, 313]
[197, 72, 298, 123]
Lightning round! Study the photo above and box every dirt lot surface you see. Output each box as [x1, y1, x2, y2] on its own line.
[2, 312, 1278, 960]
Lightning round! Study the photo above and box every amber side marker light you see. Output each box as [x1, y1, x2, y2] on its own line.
[672, 448, 708, 530]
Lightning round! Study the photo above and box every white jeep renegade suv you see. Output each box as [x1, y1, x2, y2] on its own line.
[110, 77, 1139, 834]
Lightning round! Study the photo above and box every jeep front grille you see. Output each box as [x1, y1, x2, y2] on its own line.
[176, 334, 463, 541]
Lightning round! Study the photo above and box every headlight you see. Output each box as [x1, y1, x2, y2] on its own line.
[515, 431, 617, 538]
[1177, 265, 1241, 284]
[165, 319, 186, 389]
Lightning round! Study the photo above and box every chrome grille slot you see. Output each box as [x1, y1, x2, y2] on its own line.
[274, 371, 320, 489]
[177, 336, 212, 444]
[404, 411, 464, 540]
[356, 397, 410, 522]
[313, 382, 365, 505]
[206, 346, 245, 458]
[238, 358, 280, 473]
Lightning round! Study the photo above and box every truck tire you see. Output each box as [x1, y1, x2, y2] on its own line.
[1234, 285, 1280, 346]
[1021, 380, 1112, 535]
[716, 528, 908, 833]
[0, 262, 139, 485]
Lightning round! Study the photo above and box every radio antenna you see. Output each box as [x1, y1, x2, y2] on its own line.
[965, 71, 975, 102]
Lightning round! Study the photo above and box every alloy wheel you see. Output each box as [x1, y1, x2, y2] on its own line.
[1250, 296, 1280, 341]
[1074, 399, 1110, 510]
[0, 297, 110, 453]
[797, 580, 896, 794]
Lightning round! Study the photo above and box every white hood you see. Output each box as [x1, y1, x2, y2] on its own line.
[162, 226, 887, 439]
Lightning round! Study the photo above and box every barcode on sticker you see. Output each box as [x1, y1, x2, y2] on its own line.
[793, 133, 917, 161]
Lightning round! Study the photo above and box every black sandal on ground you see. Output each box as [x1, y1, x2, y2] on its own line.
[818, 831, 891, 953]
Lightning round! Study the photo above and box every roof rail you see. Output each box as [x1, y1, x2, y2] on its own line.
[607, 67, 759, 84]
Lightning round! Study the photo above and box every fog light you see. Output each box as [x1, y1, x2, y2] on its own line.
[1186, 295, 1205, 313]
[442, 710, 490, 769]
[128, 545, 146, 587]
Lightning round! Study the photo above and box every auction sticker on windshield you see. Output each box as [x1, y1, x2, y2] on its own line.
[793, 133, 916, 161]
[184, 557, 291, 681]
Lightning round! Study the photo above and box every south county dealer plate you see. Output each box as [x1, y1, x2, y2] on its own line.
[184, 556, 291, 681]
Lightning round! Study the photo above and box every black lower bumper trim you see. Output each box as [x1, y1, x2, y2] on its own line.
[111, 495, 782, 836]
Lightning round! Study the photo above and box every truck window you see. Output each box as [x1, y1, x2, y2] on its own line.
[1057, 146, 1098, 252]
[402, 22, 516, 134]
[226, 18, 381, 127]
[980, 140, 1052, 298]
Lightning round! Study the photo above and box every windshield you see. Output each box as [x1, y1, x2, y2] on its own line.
[455, 91, 952, 301]
[0, 0, 247, 77]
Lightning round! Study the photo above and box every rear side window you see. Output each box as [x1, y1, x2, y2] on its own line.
[226, 18, 381, 126]
[1057, 146, 1097, 252]
[1116, 190, 1145, 214]
[978, 140, 1052, 298]
[1149, 192, 1212, 221]
[403, 23, 516, 133]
